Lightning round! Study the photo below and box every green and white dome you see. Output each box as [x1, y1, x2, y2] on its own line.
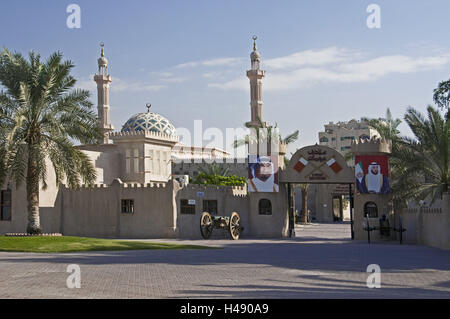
[121, 112, 176, 136]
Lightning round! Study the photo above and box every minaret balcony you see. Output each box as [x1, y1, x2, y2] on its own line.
[246, 69, 265, 78]
[94, 74, 112, 82]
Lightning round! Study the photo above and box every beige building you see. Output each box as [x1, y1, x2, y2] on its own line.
[0, 40, 290, 239]
[298, 119, 381, 223]
[319, 119, 380, 158]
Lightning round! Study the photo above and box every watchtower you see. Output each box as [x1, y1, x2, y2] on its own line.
[351, 137, 394, 241]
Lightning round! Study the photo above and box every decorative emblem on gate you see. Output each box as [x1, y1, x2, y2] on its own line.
[327, 158, 342, 174]
[293, 149, 343, 180]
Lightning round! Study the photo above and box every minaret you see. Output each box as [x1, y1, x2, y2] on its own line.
[94, 42, 114, 144]
[246, 36, 266, 128]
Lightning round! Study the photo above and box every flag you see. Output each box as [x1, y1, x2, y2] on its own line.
[355, 161, 364, 182]
[294, 157, 308, 173]
[327, 158, 342, 174]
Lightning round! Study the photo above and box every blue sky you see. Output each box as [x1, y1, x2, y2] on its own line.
[1, 0, 449, 154]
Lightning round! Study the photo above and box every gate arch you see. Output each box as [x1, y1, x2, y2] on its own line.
[280, 144, 355, 238]
[280, 145, 354, 184]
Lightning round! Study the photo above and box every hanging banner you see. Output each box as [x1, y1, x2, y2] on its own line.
[355, 155, 390, 194]
[248, 155, 279, 192]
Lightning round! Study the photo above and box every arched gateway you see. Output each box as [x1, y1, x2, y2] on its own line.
[280, 145, 355, 238]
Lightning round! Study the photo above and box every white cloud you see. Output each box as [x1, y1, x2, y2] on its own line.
[160, 77, 187, 83]
[75, 75, 167, 93]
[208, 48, 450, 91]
[113, 78, 166, 92]
[75, 75, 96, 92]
[151, 71, 173, 78]
[337, 55, 450, 81]
[208, 78, 247, 90]
[176, 57, 242, 69]
[264, 47, 354, 70]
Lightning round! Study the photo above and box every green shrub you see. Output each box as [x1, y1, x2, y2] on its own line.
[190, 172, 247, 187]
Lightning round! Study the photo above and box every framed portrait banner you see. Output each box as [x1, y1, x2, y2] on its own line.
[355, 155, 390, 194]
[248, 155, 279, 193]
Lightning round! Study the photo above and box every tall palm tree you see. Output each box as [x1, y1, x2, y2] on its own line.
[433, 79, 450, 112]
[362, 108, 402, 145]
[198, 163, 230, 177]
[0, 49, 100, 234]
[392, 106, 449, 204]
[298, 183, 309, 223]
[232, 117, 299, 152]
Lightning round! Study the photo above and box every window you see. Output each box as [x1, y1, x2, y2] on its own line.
[133, 149, 139, 173]
[1, 190, 12, 221]
[259, 199, 272, 215]
[203, 200, 218, 215]
[146, 149, 153, 173]
[319, 137, 329, 143]
[180, 199, 196, 215]
[360, 134, 370, 140]
[364, 202, 378, 218]
[341, 146, 351, 151]
[121, 199, 134, 214]
[125, 149, 131, 174]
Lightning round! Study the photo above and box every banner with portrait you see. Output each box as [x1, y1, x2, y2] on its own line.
[248, 155, 279, 193]
[355, 155, 390, 194]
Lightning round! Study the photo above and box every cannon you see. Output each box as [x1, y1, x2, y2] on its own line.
[200, 211, 243, 240]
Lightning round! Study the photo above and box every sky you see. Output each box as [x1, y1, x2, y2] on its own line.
[0, 0, 449, 155]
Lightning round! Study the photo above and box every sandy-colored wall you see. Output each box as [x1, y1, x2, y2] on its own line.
[2, 177, 290, 239]
[60, 180, 177, 239]
[353, 193, 394, 242]
[0, 157, 61, 234]
[176, 183, 289, 239]
[400, 193, 450, 250]
[247, 185, 290, 238]
[176, 184, 248, 239]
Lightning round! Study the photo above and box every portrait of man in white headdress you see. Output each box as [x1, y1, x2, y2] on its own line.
[248, 156, 279, 192]
[360, 161, 390, 194]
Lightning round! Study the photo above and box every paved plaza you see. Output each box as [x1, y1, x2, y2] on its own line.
[0, 223, 449, 298]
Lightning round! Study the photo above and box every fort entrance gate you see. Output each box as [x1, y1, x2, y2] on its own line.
[280, 145, 355, 238]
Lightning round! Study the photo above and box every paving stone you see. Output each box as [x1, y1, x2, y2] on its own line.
[0, 223, 449, 298]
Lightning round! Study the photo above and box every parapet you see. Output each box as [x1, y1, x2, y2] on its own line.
[109, 130, 179, 143]
[73, 178, 170, 190]
[351, 137, 392, 155]
[180, 183, 248, 197]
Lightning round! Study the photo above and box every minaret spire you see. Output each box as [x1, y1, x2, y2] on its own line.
[246, 35, 265, 128]
[94, 42, 114, 144]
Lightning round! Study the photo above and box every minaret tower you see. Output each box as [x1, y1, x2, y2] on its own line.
[94, 42, 114, 144]
[246, 36, 266, 128]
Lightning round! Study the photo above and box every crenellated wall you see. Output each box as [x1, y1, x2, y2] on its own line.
[1, 176, 289, 239]
[400, 193, 450, 250]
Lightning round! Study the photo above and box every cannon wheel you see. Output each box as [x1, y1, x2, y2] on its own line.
[229, 212, 241, 240]
[200, 212, 213, 239]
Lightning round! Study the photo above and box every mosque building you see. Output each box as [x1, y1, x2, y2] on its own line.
[0, 39, 402, 244]
[0, 40, 292, 239]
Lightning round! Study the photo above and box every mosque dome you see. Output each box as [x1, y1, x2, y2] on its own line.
[121, 111, 176, 136]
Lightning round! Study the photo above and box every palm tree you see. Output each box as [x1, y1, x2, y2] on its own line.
[362, 108, 402, 144]
[392, 106, 449, 204]
[198, 163, 230, 177]
[433, 79, 450, 112]
[0, 49, 100, 234]
[232, 117, 299, 153]
[298, 183, 309, 223]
